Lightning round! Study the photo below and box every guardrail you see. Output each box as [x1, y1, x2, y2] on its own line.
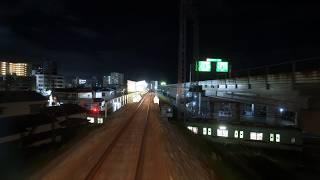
[226, 57, 320, 79]
[161, 58, 320, 90]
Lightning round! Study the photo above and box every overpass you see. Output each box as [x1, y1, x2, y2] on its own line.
[160, 59, 320, 136]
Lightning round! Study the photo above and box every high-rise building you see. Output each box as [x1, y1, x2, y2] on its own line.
[103, 75, 112, 87]
[31, 61, 64, 93]
[35, 74, 65, 92]
[110, 72, 124, 85]
[103, 73, 124, 87]
[0, 61, 30, 76]
[91, 76, 100, 88]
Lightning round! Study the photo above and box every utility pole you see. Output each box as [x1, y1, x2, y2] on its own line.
[177, 0, 199, 121]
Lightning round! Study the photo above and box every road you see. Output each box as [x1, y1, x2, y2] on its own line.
[31, 93, 215, 180]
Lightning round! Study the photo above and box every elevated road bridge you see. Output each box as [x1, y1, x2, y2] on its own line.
[160, 59, 320, 136]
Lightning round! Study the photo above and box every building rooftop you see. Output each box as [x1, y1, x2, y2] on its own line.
[53, 88, 93, 93]
[0, 91, 47, 103]
[53, 87, 115, 93]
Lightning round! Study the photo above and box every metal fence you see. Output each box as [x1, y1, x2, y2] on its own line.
[230, 57, 320, 78]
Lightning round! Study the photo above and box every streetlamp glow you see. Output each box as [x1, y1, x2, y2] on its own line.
[160, 81, 167, 86]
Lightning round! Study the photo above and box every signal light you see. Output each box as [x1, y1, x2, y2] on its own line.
[92, 108, 99, 113]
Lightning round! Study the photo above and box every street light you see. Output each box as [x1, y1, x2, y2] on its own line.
[160, 81, 167, 86]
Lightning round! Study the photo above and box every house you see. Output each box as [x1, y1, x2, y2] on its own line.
[52, 88, 116, 110]
[0, 91, 47, 118]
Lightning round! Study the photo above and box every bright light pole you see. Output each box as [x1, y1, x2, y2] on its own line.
[160, 81, 167, 86]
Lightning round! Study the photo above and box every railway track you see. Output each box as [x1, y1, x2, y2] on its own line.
[85, 93, 152, 180]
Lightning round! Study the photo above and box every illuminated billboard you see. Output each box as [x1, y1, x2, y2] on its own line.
[195, 61, 211, 72]
[216, 62, 229, 72]
[79, 79, 86, 85]
[127, 80, 148, 93]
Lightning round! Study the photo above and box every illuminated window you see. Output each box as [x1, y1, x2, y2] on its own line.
[291, 137, 295, 144]
[192, 127, 198, 134]
[276, 134, 280, 142]
[203, 127, 207, 135]
[217, 128, 228, 137]
[187, 126, 192, 131]
[240, 131, 244, 138]
[270, 134, 274, 142]
[250, 132, 263, 141]
[257, 133, 263, 140]
[234, 130, 239, 138]
[250, 132, 257, 140]
[208, 128, 212, 135]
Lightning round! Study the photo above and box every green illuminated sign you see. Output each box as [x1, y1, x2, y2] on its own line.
[206, 58, 222, 62]
[216, 62, 229, 72]
[196, 61, 211, 72]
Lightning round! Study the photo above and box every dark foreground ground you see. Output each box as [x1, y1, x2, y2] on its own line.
[0, 106, 319, 180]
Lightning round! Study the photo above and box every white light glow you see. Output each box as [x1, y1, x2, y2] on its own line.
[208, 128, 212, 135]
[203, 128, 207, 135]
[270, 134, 274, 142]
[127, 80, 148, 92]
[234, 130, 239, 138]
[240, 131, 244, 138]
[276, 134, 280, 142]
[217, 129, 228, 137]
[192, 127, 198, 134]
[250, 132, 257, 140]
[87, 117, 94, 123]
[291, 137, 295, 144]
[257, 133, 263, 140]
[160, 81, 166, 86]
[250, 132, 263, 141]
[41, 89, 52, 96]
[219, 126, 226, 130]
[153, 96, 160, 104]
[79, 79, 86, 84]
[97, 118, 103, 124]
[48, 95, 53, 107]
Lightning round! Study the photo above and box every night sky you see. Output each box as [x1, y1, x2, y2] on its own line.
[1, 1, 320, 83]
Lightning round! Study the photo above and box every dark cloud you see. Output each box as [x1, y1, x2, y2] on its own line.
[0, 0, 179, 83]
